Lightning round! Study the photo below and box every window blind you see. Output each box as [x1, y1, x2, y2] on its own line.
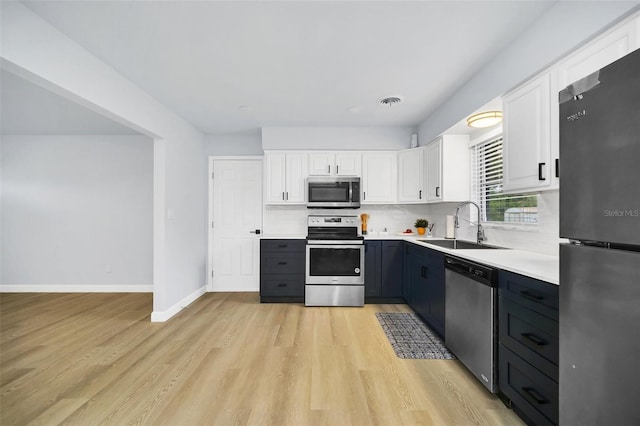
[471, 137, 537, 223]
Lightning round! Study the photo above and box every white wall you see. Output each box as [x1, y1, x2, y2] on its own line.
[204, 131, 263, 156]
[418, 2, 640, 142]
[0, 135, 153, 290]
[1, 2, 206, 320]
[262, 127, 415, 150]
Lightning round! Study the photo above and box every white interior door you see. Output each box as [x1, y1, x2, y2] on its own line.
[209, 158, 263, 292]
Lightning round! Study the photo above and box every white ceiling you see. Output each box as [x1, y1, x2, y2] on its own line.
[13, 0, 558, 136]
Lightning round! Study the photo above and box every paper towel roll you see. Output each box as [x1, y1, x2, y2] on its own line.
[445, 215, 455, 239]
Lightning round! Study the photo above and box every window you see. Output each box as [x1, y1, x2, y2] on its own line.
[471, 136, 537, 224]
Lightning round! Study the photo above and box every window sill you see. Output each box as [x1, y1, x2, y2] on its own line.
[481, 222, 539, 232]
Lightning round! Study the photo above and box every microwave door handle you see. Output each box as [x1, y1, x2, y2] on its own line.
[349, 183, 353, 201]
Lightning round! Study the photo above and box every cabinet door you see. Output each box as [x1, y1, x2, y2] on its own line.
[409, 249, 429, 320]
[365, 241, 381, 297]
[398, 148, 424, 202]
[424, 250, 445, 336]
[402, 244, 412, 303]
[425, 140, 442, 202]
[285, 153, 308, 203]
[381, 241, 403, 297]
[335, 152, 362, 176]
[557, 18, 639, 91]
[264, 152, 287, 203]
[503, 73, 551, 193]
[362, 152, 397, 204]
[308, 152, 333, 176]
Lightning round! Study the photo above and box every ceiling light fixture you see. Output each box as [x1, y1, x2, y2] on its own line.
[467, 111, 503, 128]
[380, 96, 402, 106]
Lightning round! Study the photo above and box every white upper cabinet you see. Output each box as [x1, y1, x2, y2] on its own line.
[398, 147, 425, 203]
[556, 17, 639, 91]
[425, 140, 442, 202]
[503, 73, 552, 193]
[335, 152, 362, 176]
[264, 151, 308, 204]
[307, 152, 333, 176]
[425, 135, 469, 202]
[503, 12, 639, 193]
[362, 151, 397, 204]
[307, 152, 362, 176]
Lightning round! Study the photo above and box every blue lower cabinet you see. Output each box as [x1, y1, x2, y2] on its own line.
[365, 241, 381, 297]
[365, 240, 404, 302]
[380, 241, 404, 298]
[404, 243, 445, 338]
[260, 239, 306, 303]
[498, 270, 559, 426]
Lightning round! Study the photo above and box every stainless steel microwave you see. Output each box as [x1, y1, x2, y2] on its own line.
[306, 176, 361, 209]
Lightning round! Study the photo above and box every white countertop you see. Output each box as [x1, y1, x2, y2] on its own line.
[405, 238, 559, 285]
[260, 234, 559, 285]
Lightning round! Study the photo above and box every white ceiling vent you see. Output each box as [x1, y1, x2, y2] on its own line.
[380, 96, 402, 106]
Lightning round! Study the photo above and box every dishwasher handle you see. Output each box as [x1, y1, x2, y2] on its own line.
[444, 256, 498, 287]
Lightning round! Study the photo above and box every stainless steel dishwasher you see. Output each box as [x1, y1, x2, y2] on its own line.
[444, 255, 498, 393]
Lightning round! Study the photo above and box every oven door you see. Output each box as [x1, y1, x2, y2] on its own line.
[305, 243, 364, 285]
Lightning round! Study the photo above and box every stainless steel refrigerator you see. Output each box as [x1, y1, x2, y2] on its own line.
[559, 48, 640, 425]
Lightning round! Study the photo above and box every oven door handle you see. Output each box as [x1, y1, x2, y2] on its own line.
[306, 241, 364, 246]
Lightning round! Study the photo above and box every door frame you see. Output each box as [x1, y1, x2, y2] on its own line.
[207, 156, 264, 291]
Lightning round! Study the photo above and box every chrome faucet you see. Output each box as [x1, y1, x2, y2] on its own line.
[454, 201, 486, 244]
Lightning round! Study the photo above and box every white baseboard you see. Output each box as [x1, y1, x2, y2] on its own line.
[150, 285, 206, 323]
[0, 284, 153, 293]
[207, 285, 259, 292]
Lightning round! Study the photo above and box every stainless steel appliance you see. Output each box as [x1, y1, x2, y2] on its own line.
[559, 48, 640, 425]
[445, 255, 498, 393]
[305, 215, 365, 306]
[306, 176, 360, 209]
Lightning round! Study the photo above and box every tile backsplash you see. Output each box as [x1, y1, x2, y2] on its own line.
[263, 190, 562, 256]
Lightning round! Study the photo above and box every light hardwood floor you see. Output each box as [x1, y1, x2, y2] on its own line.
[0, 292, 523, 425]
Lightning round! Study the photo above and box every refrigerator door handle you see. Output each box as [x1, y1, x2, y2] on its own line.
[555, 158, 559, 178]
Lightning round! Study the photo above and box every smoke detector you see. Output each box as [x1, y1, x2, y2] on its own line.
[380, 96, 403, 106]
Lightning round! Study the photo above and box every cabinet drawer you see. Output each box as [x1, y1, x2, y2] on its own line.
[260, 239, 306, 253]
[261, 275, 304, 297]
[261, 253, 305, 275]
[500, 271, 558, 319]
[500, 296, 558, 381]
[500, 345, 558, 426]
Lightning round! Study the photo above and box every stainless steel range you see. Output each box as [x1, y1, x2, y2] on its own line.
[305, 215, 365, 307]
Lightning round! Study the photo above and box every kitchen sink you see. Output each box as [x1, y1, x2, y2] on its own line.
[417, 239, 505, 250]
